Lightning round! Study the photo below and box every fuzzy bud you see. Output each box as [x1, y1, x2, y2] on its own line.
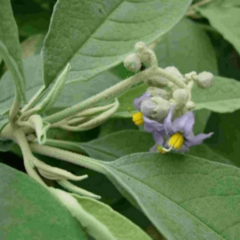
[146, 87, 168, 99]
[195, 71, 214, 89]
[124, 53, 141, 72]
[186, 101, 196, 110]
[140, 98, 157, 118]
[173, 89, 189, 105]
[135, 42, 156, 66]
[151, 97, 171, 122]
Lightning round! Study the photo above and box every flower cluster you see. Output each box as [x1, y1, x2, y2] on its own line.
[125, 42, 214, 153]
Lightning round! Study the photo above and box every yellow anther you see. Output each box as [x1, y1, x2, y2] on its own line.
[132, 112, 144, 126]
[168, 132, 184, 150]
[157, 145, 166, 154]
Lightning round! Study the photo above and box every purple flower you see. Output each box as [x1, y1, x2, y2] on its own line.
[145, 106, 213, 153]
[144, 116, 166, 148]
[133, 93, 151, 111]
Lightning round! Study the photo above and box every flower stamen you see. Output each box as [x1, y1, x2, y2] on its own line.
[132, 112, 144, 126]
[168, 132, 184, 150]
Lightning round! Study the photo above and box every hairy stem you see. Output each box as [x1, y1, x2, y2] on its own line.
[43, 68, 154, 124]
[30, 144, 106, 174]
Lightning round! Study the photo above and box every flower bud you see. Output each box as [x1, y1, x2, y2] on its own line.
[195, 71, 214, 89]
[146, 87, 168, 99]
[173, 89, 189, 105]
[151, 97, 171, 122]
[140, 98, 157, 118]
[124, 53, 141, 72]
[186, 101, 196, 110]
[135, 42, 156, 66]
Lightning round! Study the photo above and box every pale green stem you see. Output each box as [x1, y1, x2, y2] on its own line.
[13, 128, 46, 186]
[186, 0, 212, 17]
[24, 157, 46, 186]
[58, 99, 119, 131]
[21, 85, 46, 113]
[30, 144, 106, 174]
[44, 139, 87, 154]
[58, 180, 101, 199]
[43, 68, 154, 124]
[155, 67, 188, 89]
[9, 96, 21, 122]
[51, 101, 117, 128]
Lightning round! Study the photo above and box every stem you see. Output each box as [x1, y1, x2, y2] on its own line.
[45, 139, 87, 154]
[30, 144, 107, 174]
[21, 86, 46, 113]
[9, 94, 21, 122]
[58, 180, 101, 199]
[186, 0, 213, 17]
[43, 68, 154, 124]
[156, 67, 188, 89]
[13, 127, 46, 186]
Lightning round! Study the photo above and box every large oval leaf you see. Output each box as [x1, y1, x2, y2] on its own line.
[103, 153, 240, 240]
[0, 163, 87, 240]
[52, 189, 151, 240]
[42, 0, 191, 86]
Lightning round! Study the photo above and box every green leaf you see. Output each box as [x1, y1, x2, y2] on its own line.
[55, 70, 121, 108]
[103, 152, 240, 240]
[64, 130, 154, 161]
[192, 76, 240, 112]
[205, 110, 240, 167]
[0, 163, 87, 240]
[42, 0, 191, 86]
[154, 18, 218, 74]
[198, 3, 240, 55]
[115, 76, 240, 117]
[52, 189, 151, 240]
[0, 55, 43, 115]
[0, 0, 24, 78]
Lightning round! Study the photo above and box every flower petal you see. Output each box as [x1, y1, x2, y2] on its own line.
[185, 132, 213, 147]
[143, 116, 164, 133]
[153, 132, 164, 146]
[134, 93, 150, 111]
[172, 111, 195, 136]
[164, 105, 175, 135]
